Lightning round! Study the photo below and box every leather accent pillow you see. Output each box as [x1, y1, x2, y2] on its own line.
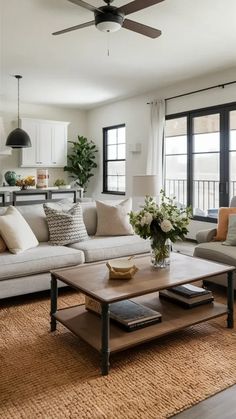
[214, 207, 236, 241]
[0, 236, 7, 253]
[223, 214, 236, 246]
[95, 199, 134, 236]
[43, 202, 89, 245]
[0, 206, 39, 254]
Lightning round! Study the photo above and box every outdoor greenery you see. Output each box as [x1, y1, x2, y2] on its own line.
[64, 135, 98, 192]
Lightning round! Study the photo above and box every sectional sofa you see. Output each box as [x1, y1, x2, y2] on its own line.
[0, 201, 150, 299]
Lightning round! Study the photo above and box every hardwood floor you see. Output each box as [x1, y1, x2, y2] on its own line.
[173, 385, 236, 418]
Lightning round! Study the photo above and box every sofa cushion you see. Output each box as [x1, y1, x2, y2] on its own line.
[0, 243, 84, 281]
[214, 207, 236, 241]
[194, 242, 236, 266]
[96, 199, 133, 236]
[0, 206, 39, 254]
[0, 235, 7, 253]
[16, 204, 49, 242]
[44, 202, 89, 245]
[69, 235, 150, 263]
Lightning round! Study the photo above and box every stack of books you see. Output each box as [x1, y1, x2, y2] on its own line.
[159, 284, 214, 308]
[109, 300, 162, 332]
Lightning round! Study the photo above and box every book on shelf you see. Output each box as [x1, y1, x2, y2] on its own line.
[169, 284, 211, 298]
[86, 298, 162, 332]
[109, 300, 162, 332]
[159, 288, 214, 309]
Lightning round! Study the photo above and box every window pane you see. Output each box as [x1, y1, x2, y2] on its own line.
[107, 129, 117, 145]
[230, 152, 236, 198]
[107, 161, 125, 176]
[165, 117, 187, 206]
[107, 145, 117, 160]
[165, 155, 187, 206]
[118, 144, 125, 159]
[107, 176, 118, 192]
[193, 133, 220, 153]
[118, 127, 125, 144]
[193, 153, 219, 216]
[118, 176, 125, 192]
[165, 117, 187, 137]
[230, 130, 236, 151]
[193, 114, 219, 134]
[165, 135, 187, 155]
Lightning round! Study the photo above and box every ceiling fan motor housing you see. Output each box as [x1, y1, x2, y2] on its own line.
[95, 6, 125, 32]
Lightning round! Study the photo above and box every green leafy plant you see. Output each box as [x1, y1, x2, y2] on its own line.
[64, 135, 98, 192]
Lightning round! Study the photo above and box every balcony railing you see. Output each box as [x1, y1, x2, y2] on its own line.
[165, 179, 236, 214]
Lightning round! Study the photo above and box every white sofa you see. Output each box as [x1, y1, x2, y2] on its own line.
[0, 202, 150, 299]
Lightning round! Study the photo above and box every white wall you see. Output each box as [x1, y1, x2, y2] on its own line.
[87, 66, 236, 238]
[0, 101, 87, 186]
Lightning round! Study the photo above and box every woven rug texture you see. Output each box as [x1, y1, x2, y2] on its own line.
[0, 290, 236, 419]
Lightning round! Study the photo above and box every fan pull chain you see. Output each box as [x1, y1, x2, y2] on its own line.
[107, 31, 110, 57]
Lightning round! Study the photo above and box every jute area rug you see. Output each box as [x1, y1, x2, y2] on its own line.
[1, 289, 236, 419]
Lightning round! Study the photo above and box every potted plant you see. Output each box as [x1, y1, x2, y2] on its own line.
[64, 135, 98, 193]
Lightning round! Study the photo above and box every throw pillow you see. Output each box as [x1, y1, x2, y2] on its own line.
[214, 207, 236, 241]
[0, 236, 7, 253]
[95, 199, 134, 236]
[0, 206, 39, 254]
[43, 202, 89, 245]
[223, 214, 236, 246]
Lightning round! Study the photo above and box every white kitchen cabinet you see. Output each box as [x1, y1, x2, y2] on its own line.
[21, 118, 69, 167]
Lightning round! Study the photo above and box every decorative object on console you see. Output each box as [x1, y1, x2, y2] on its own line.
[43, 201, 89, 245]
[106, 257, 138, 279]
[0, 206, 39, 254]
[129, 190, 191, 268]
[37, 169, 49, 189]
[5, 75, 31, 149]
[4, 171, 17, 186]
[64, 135, 98, 193]
[96, 198, 134, 236]
[15, 176, 35, 190]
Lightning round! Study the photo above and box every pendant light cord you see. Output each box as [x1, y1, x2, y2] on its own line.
[14, 75, 22, 128]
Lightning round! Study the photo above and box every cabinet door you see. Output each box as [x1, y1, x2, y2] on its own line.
[38, 122, 53, 166]
[51, 124, 68, 167]
[21, 120, 38, 166]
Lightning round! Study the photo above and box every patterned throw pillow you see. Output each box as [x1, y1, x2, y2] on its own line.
[43, 202, 89, 245]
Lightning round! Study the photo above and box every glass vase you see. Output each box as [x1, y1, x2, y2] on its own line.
[150, 238, 171, 269]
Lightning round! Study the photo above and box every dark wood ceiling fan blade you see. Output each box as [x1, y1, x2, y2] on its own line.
[122, 19, 161, 38]
[68, 0, 101, 13]
[118, 0, 164, 16]
[52, 20, 95, 35]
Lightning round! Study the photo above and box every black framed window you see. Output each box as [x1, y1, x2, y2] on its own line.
[103, 124, 126, 195]
[164, 102, 236, 221]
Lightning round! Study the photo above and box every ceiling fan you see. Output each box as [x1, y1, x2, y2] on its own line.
[52, 0, 164, 38]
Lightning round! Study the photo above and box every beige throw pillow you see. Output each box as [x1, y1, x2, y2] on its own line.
[96, 199, 134, 236]
[0, 236, 7, 253]
[0, 206, 39, 254]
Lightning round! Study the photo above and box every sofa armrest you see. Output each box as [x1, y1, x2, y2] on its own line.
[196, 228, 217, 244]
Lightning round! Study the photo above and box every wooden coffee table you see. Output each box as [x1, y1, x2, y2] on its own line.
[50, 253, 235, 375]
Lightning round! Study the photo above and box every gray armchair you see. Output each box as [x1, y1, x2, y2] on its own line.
[194, 197, 236, 288]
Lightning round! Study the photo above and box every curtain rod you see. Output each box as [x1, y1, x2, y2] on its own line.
[147, 80, 236, 104]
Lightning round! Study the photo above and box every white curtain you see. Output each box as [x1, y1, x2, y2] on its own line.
[146, 100, 166, 192]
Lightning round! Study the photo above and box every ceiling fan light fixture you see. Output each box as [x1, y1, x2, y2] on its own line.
[96, 20, 121, 32]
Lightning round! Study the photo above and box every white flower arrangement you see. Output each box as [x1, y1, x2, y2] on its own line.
[129, 190, 192, 244]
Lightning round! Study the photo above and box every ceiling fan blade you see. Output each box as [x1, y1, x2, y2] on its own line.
[67, 0, 101, 13]
[118, 0, 164, 16]
[52, 20, 95, 35]
[122, 19, 161, 38]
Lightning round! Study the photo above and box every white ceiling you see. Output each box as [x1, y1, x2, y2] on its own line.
[1, 0, 236, 109]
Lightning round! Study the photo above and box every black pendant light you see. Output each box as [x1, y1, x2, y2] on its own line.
[6, 75, 31, 148]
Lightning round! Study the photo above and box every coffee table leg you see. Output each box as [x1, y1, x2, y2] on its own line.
[101, 303, 110, 376]
[227, 271, 234, 329]
[50, 274, 58, 332]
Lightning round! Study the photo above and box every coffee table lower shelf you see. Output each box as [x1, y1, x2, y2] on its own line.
[53, 297, 228, 354]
